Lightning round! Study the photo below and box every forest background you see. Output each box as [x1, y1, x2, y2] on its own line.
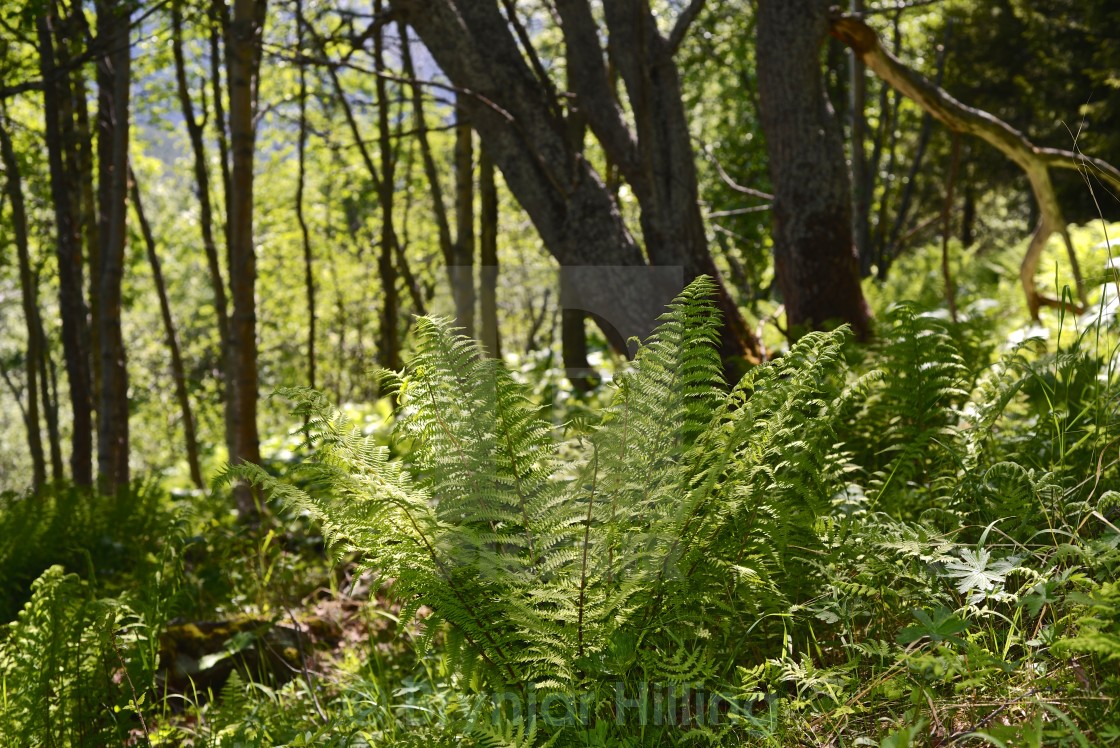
[3, 0, 1117, 494]
[2, 0, 1120, 744]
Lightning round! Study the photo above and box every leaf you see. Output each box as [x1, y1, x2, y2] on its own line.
[897, 606, 969, 645]
[881, 719, 927, 748]
[943, 548, 1021, 598]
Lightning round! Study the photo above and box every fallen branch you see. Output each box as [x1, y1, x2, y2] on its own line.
[830, 14, 1120, 319]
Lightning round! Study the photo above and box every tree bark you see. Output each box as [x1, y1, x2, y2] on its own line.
[95, 0, 133, 494]
[72, 62, 101, 415]
[130, 167, 205, 489]
[849, 0, 871, 275]
[38, 9, 94, 486]
[830, 14, 1120, 318]
[451, 109, 476, 340]
[479, 147, 502, 359]
[38, 323, 64, 481]
[941, 136, 961, 322]
[393, 1, 760, 361]
[172, 0, 232, 411]
[295, 0, 316, 389]
[756, 0, 872, 340]
[0, 113, 47, 491]
[373, 0, 400, 371]
[226, 0, 267, 513]
[555, 0, 761, 361]
[210, 0, 233, 250]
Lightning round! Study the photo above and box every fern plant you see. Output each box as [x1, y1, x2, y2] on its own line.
[227, 277, 853, 743]
[0, 566, 158, 746]
[840, 304, 970, 519]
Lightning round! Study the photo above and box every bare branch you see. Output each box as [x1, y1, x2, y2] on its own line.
[666, 0, 706, 55]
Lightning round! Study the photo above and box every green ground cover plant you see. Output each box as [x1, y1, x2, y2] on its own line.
[2, 225, 1119, 745]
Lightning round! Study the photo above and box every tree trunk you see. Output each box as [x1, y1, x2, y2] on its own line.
[556, 0, 761, 362]
[72, 63, 101, 416]
[38, 9, 94, 486]
[38, 323, 64, 481]
[95, 0, 132, 494]
[210, 0, 233, 248]
[209, 0, 239, 462]
[373, 0, 400, 371]
[479, 148, 502, 359]
[394, 1, 760, 362]
[849, 0, 871, 275]
[295, 0, 316, 388]
[452, 109, 476, 340]
[561, 274, 597, 393]
[0, 114, 47, 491]
[172, 0, 233, 423]
[830, 14, 1120, 318]
[961, 175, 976, 248]
[940, 136, 961, 322]
[226, 0, 267, 513]
[756, 0, 871, 340]
[400, 24, 469, 332]
[130, 168, 205, 489]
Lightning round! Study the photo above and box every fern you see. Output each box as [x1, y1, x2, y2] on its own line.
[225, 277, 857, 742]
[0, 566, 157, 746]
[841, 304, 969, 517]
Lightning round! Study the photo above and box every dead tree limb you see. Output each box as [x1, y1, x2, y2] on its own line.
[830, 14, 1120, 319]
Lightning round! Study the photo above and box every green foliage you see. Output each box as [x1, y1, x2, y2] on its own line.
[225, 277, 853, 743]
[843, 304, 970, 517]
[0, 271, 1104, 746]
[0, 481, 175, 620]
[0, 566, 162, 746]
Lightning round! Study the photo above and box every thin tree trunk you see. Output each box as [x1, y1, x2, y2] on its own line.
[295, 0, 317, 388]
[884, 19, 949, 268]
[561, 275, 596, 393]
[172, 0, 232, 428]
[0, 113, 46, 491]
[73, 63, 101, 414]
[961, 174, 976, 248]
[130, 167, 205, 489]
[38, 322, 64, 481]
[940, 136, 961, 322]
[373, 0, 400, 370]
[756, 0, 871, 339]
[479, 148, 502, 359]
[210, 0, 233, 248]
[38, 9, 93, 486]
[452, 108, 476, 339]
[95, 0, 133, 494]
[399, 23, 465, 329]
[849, 0, 871, 275]
[831, 14, 1115, 318]
[226, 0, 267, 513]
[395, 134, 429, 315]
[210, 0, 239, 463]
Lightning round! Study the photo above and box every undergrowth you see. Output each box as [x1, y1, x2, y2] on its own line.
[2, 242, 1119, 744]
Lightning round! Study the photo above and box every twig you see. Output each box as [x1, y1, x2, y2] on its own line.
[284, 606, 328, 723]
[108, 632, 153, 748]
